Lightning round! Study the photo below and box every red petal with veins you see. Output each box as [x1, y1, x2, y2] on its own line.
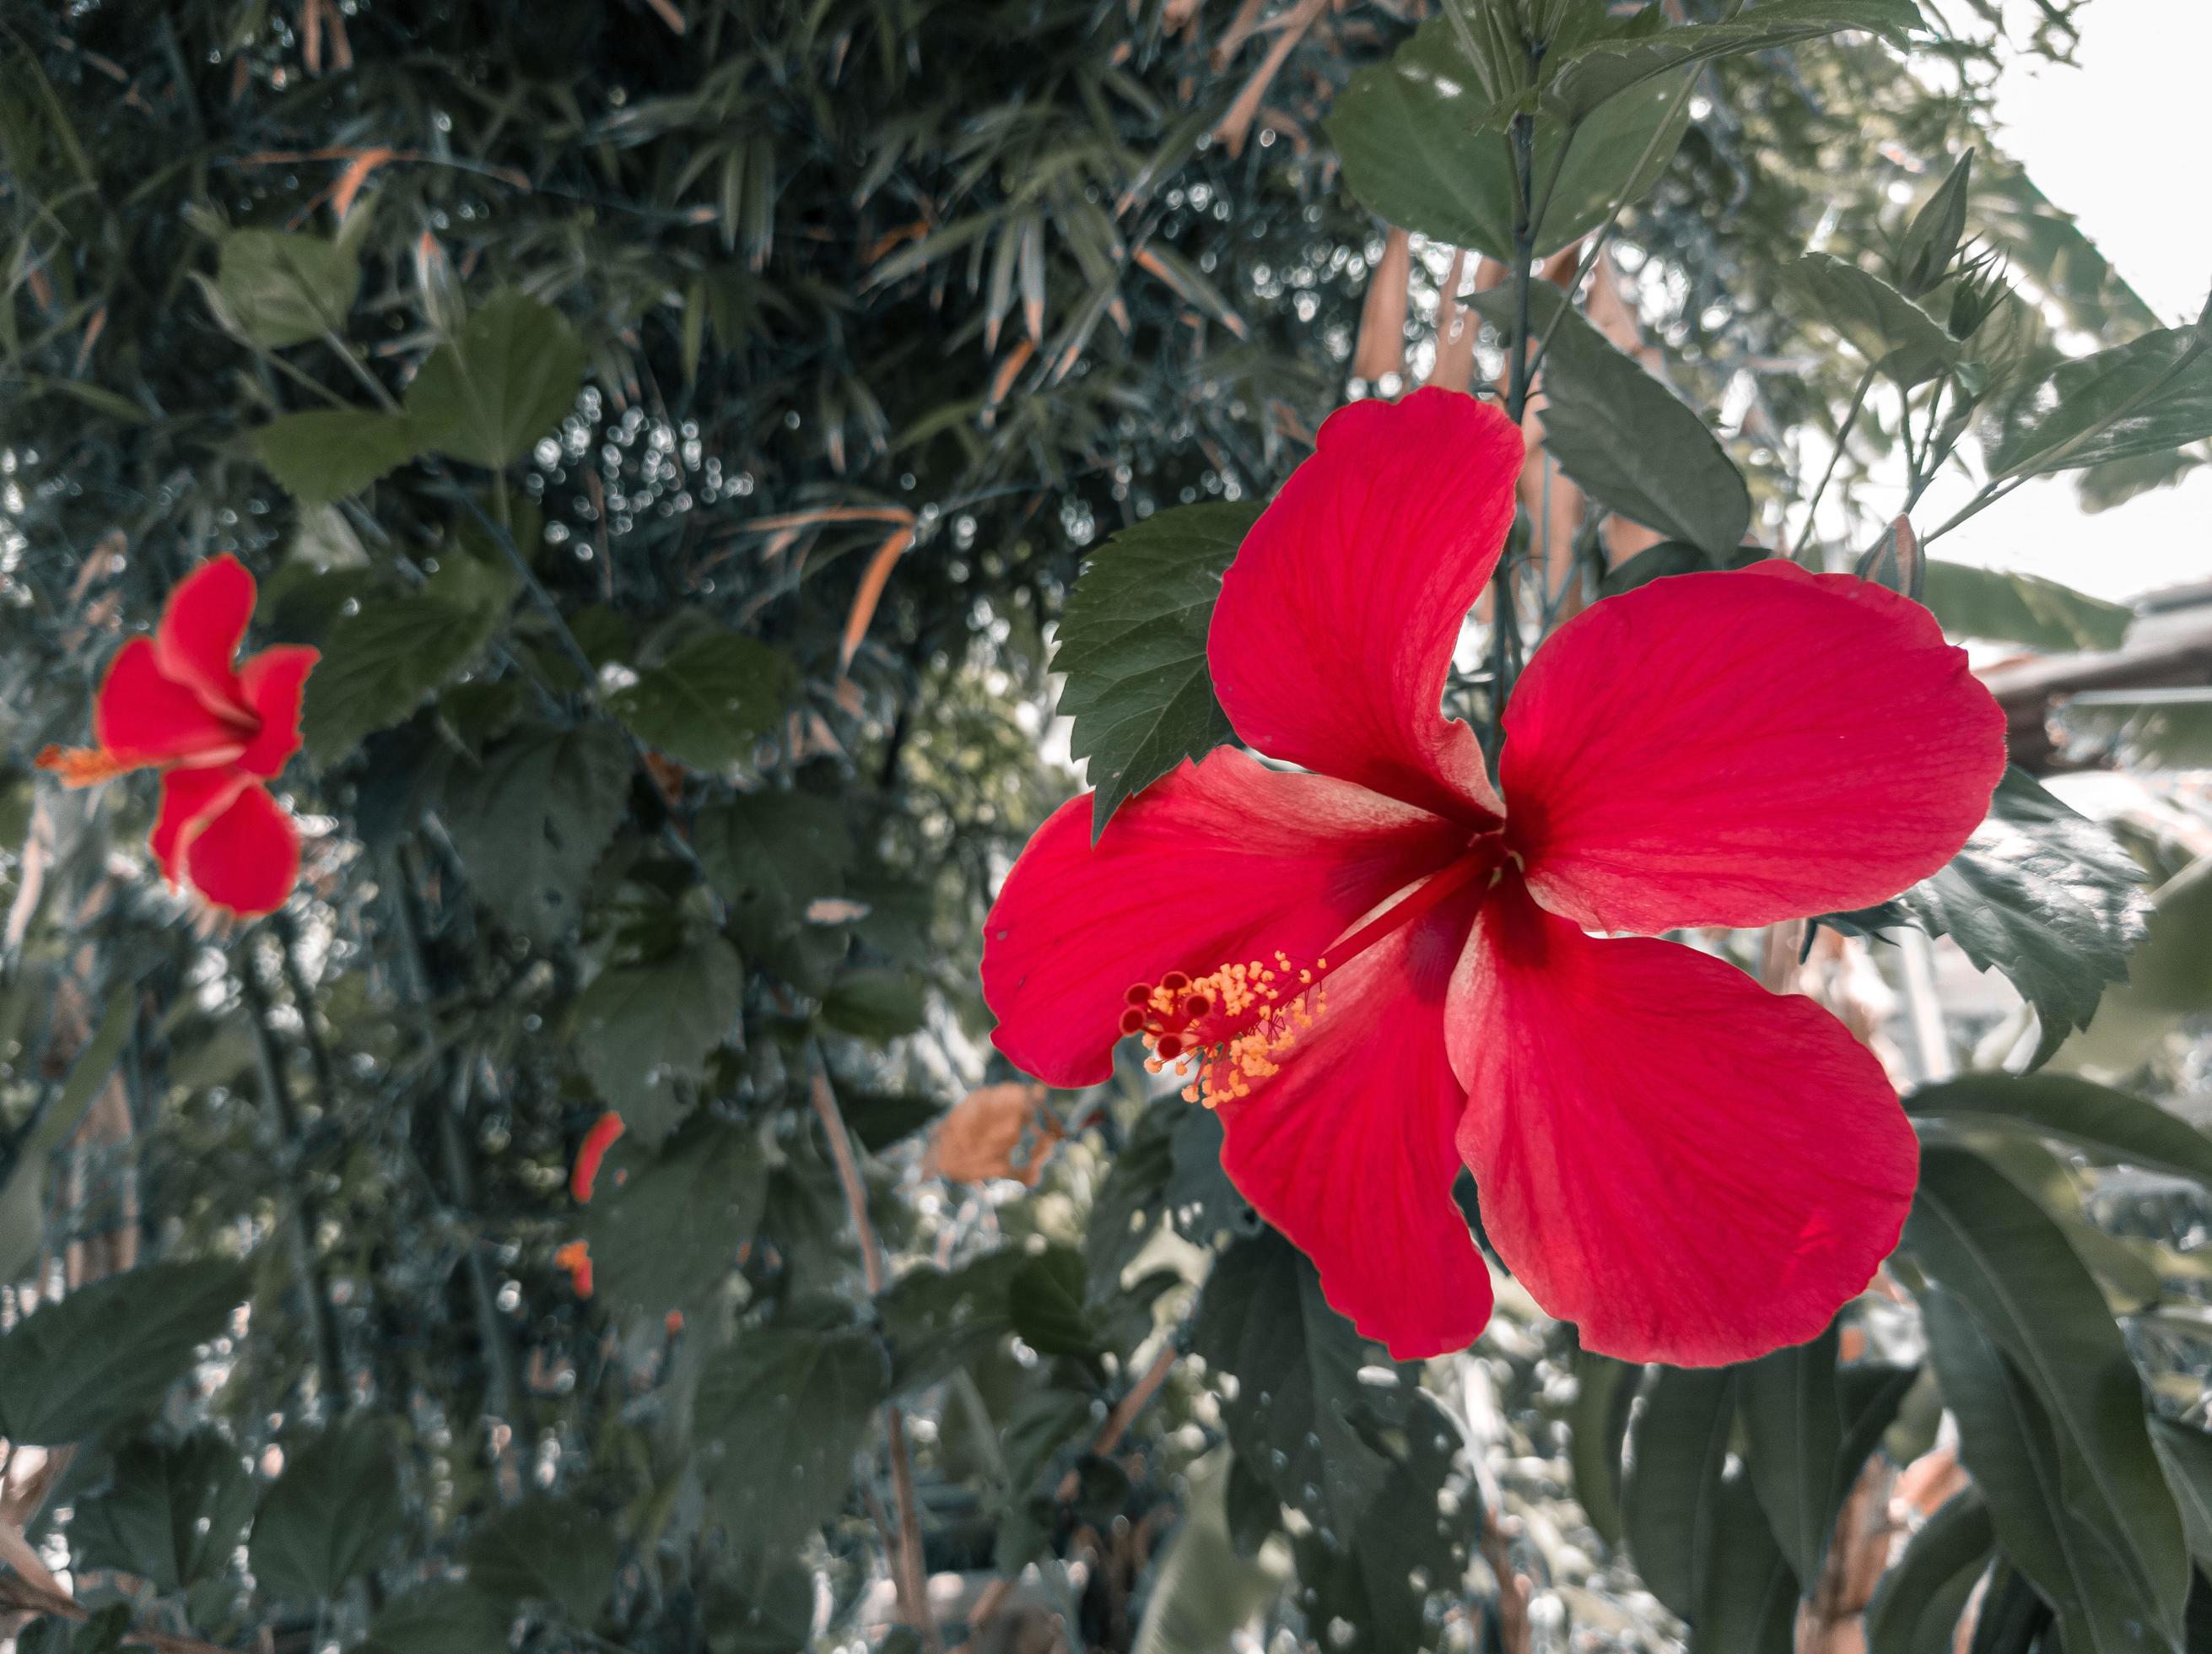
[182, 781, 300, 916]
[1208, 388, 1519, 824]
[153, 554, 257, 719]
[235, 646, 320, 777]
[1501, 562, 2006, 933]
[982, 748, 1470, 1088]
[1215, 880, 1492, 1359]
[1449, 879, 1917, 1365]
[93, 639, 251, 768]
[152, 766, 255, 885]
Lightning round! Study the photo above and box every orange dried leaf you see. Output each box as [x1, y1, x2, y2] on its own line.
[925, 1083, 1061, 1186]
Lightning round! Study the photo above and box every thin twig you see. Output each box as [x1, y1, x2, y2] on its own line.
[808, 1054, 941, 1654]
[1789, 363, 1879, 563]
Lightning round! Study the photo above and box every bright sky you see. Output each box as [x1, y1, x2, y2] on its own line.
[1918, 3, 2212, 602]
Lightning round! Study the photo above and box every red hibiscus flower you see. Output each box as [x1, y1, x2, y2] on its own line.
[36, 554, 318, 919]
[981, 390, 2006, 1366]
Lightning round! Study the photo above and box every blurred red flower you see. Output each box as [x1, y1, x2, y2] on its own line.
[569, 1111, 627, 1203]
[981, 389, 2007, 1365]
[38, 554, 317, 918]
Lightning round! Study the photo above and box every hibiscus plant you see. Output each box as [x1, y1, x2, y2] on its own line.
[1, 3, 2209, 1654]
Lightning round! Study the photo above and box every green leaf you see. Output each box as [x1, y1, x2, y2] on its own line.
[1622, 1366, 1735, 1619]
[1007, 1243, 1098, 1358]
[1864, 1491, 1994, 1654]
[2060, 693, 2212, 772]
[1691, 1475, 1798, 1654]
[211, 228, 359, 349]
[442, 721, 632, 944]
[1131, 1454, 1285, 1654]
[251, 410, 424, 508]
[1470, 283, 1751, 556]
[1330, 19, 1691, 262]
[696, 790, 855, 946]
[1922, 559, 2132, 651]
[570, 933, 743, 1143]
[1545, 1, 1925, 122]
[1895, 149, 1974, 299]
[1987, 327, 2212, 478]
[701, 1558, 816, 1654]
[405, 289, 587, 469]
[2150, 1418, 2212, 1571]
[696, 1325, 887, 1559]
[360, 1582, 517, 1654]
[248, 1418, 407, 1601]
[0, 1260, 245, 1446]
[879, 1251, 1024, 1392]
[1740, 1320, 1842, 1586]
[1919, 1289, 2160, 1654]
[1830, 767, 2150, 1065]
[585, 1112, 766, 1316]
[607, 631, 796, 772]
[1086, 1095, 1180, 1294]
[1191, 1230, 1405, 1531]
[820, 965, 927, 1041]
[1780, 252, 1956, 386]
[67, 1432, 256, 1592]
[461, 1495, 620, 1624]
[1053, 501, 1258, 837]
[1905, 1146, 2191, 1636]
[1907, 1073, 2212, 1187]
[301, 556, 512, 766]
[1565, 1347, 1637, 1547]
[1597, 538, 1713, 597]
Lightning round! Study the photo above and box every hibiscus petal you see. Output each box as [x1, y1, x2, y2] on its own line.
[1215, 881, 1493, 1359]
[1501, 562, 2006, 932]
[93, 639, 251, 768]
[151, 766, 254, 885]
[234, 646, 320, 777]
[1449, 880, 1918, 1365]
[982, 748, 1470, 1088]
[1208, 388, 1520, 824]
[183, 782, 301, 916]
[153, 554, 257, 718]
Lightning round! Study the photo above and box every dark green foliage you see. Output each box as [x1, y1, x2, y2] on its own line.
[248, 1419, 407, 1602]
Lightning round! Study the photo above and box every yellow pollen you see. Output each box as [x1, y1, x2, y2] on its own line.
[1128, 954, 1328, 1111]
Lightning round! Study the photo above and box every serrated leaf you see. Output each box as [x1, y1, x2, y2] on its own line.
[1987, 327, 2212, 478]
[1865, 1491, 1993, 1654]
[251, 410, 424, 508]
[1053, 501, 1257, 836]
[405, 289, 586, 469]
[248, 1418, 406, 1601]
[360, 1582, 516, 1654]
[1007, 1243, 1098, 1358]
[1545, 0, 1924, 122]
[1623, 1366, 1735, 1619]
[0, 1260, 245, 1446]
[461, 1495, 620, 1624]
[1781, 252, 1956, 386]
[696, 1326, 887, 1559]
[696, 789, 855, 954]
[1907, 1073, 2212, 1187]
[879, 1251, 1024, 1392]
[607, 631, 796, 772]
[67, 1432, 255, 1592]
[1919, 1289, 2163, 1654]
[1330, 19, 1691, 262]
[1921, 560, 2132, 651]
[1829, 767, 2150, 1065]
[1906, 1147, 2191, 1638]
[1470, 283, 1750, 555]
[301, 557, 512, 766]
[585, 1112, 766, 1316]
[570, 932, 742, 1143]
[213, 228, 359, 349]
[442, 721, 631, 944]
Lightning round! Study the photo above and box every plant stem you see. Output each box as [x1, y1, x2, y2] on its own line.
[807, 1053, 941, 1654]
[238, 945, 348, 1417]
[1790, 363, 1879, 565]
[1490, 93, 1540, 751]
